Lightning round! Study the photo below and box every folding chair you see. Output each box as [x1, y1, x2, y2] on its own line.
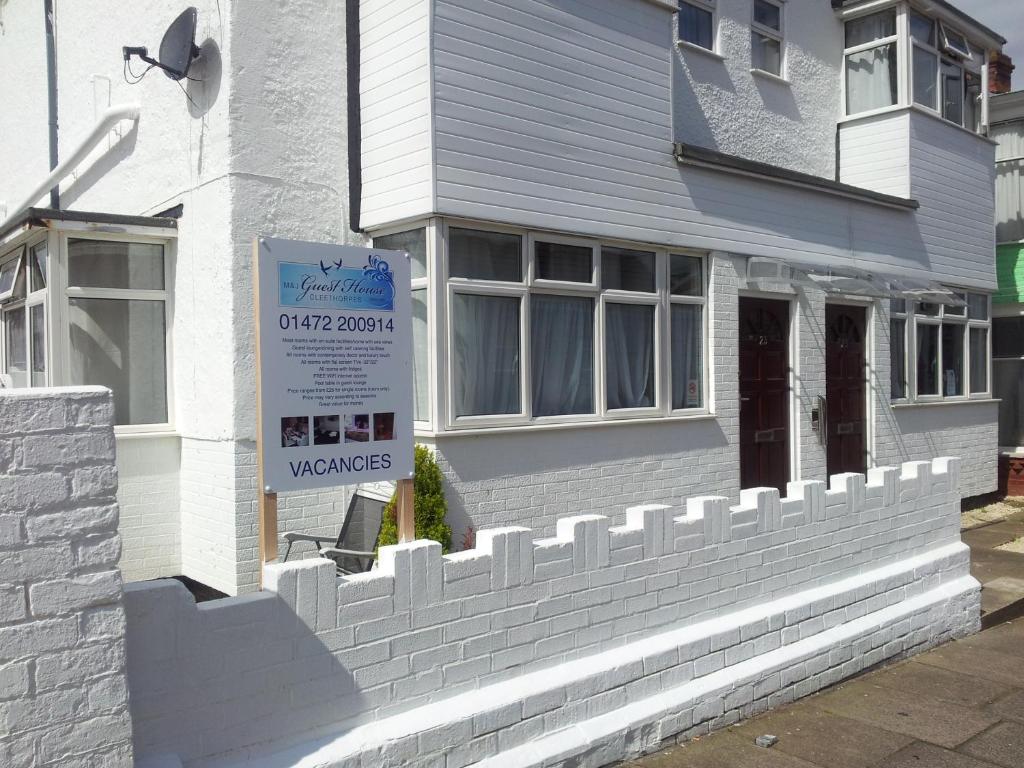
[281, 489, 388, 575]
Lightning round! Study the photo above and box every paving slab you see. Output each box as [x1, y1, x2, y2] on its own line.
[988, 689, 1024, 725]
[872, 741, 1000, 768]
[866, 659, 1014, 709]
[621, 733, 819, 768]
[914, 641, 1024, 688]
[811, 677, 999, 748]
[959, 722, 1024, 768]
[963, 528, 1020, 551]
[728, 707, 912, 768]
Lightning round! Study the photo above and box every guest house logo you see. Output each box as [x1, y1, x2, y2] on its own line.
[278, 253, 395, 311]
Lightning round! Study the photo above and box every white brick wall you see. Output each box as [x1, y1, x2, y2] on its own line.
[124, 456, 977, 766]
[116, 435, 181, 583]
[0, 387, 133, 767]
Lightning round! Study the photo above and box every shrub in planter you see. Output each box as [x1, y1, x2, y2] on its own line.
[376, 445, 452, 553]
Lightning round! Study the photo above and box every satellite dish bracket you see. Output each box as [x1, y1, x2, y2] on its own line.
[122, 45, 199, 80]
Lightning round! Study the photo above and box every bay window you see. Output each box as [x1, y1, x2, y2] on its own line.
[443, 225, 708, 429]
[890, 292, 991, 401]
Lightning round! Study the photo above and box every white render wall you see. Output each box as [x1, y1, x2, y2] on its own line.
[0, 387, 133, 767]
[123, 456, 978, 767]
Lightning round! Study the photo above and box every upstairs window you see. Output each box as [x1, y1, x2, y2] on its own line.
[679, 0, 715, 52]
[751, 0, 784, 76]
[910, 10, 982, 130]
[844, 9, 898, 114]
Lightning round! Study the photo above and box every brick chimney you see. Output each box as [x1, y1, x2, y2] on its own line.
[990, 51, 1015, 95]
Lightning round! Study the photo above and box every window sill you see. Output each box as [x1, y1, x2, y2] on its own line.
[676, 40, 726, 62]
[417, 411, 717, 438]
[750, 68, 790, 85]
[114, 426, 180, 439]
[891, 398, 1000, 409]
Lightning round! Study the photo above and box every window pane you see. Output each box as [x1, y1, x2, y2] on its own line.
[452, 294, 520, 416]
[601, 247, 655, 292]
[891, 318, 907, 399]
[945, 294, 966, 316]
[531, 295, 594, 416]
[30, 243, 46, 292]
[917, 323, 939, 395]
[890, 298, 907, 315]
[754, 0, 780, 31]
[845, 10, 895, 48]
[672, 304, 703, 409]
[910, 12, 935, 45]
[0, 257, 17, 297]
[30, 303, 45, 387]
[846, 44, 897, 114]
[916, 302, 939, 316]
[67, 240, 165, 290]
[680, 3, 714, 50]
[913, 47, 938, 109]
[68, 299, 167, 425]
[942, 60, 963, 125]
[964, 70, 981, 132]
[752, 32, 782, 75]
[374, 229, 427, 281]
[535, 241, 592, 283]
[994, 317, 1024, 358]
[970, 327, 988, 393]
[967, 293, 989, 320]
[449, 229, 521, 282]
[942, 323, 964, 396]
[4, 307, 27, 387]
[995, 360, 1024, 446]
[412, 289, 429, 421]
[670, 254, 703, 296]
[606, 303, 655, 409]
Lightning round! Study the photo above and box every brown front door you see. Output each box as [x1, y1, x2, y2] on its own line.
[739, 297, 790, 493]
[825, 304, 867, 477]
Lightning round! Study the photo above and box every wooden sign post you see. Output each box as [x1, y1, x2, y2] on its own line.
[396, 478, 415, 543]
[253, 238, 277, 585]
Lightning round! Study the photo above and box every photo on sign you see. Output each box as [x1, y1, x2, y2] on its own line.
[313, 415, 340, 445]
[344, 414, 370, 443]
[281, 416, 309, 448]
[373, 412, 395, 441]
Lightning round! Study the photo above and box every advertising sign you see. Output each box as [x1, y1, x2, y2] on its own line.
[255, 237, 413, 493]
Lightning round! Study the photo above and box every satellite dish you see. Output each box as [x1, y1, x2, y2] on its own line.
[159, 7, 199, 80]
[122, 7, 200, 82]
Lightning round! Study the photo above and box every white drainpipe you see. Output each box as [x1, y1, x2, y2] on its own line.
[0, 103, 141, 232]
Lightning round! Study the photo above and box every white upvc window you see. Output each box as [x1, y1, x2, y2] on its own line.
[844, 8, 899, 115]
[751, 0, 784, 77]
[890, 292, 991, 402]
[679, 0, 716, 52]
[0, 230, 174, 431]
[441, 223, 709, 430]
[909, 9, 984, 131]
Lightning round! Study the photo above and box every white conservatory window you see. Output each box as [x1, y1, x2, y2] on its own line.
[679, 0, 716, 52]
[443, 224, 709, 429]
[910, 10, 984, 131]
[751, 0, 784, 77]
[0, 232, 173, 429]
[890, 293, 990, 402]
[844, 9, 899, 115]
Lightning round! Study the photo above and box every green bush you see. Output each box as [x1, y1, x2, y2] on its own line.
[376, 445, 452, 554]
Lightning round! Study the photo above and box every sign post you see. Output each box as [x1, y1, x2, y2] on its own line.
[253, 237, 414, 581]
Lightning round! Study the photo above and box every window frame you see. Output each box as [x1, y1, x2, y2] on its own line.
[750, 0, 785, 78]
[678, 0, 717, 54]
[890, 291, 991, 403]
[842, 7, 900, 118]
[440, 220, 710, 431]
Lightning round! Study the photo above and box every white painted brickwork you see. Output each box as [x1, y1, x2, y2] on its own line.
[116, 435, 181, 583]
[0, 388, 133, 767]
[124, 456, 978, 767]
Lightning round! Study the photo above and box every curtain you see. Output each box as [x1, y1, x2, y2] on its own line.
[605, 303, 654, 409]
[846, 44, 896, 114]
[671, 304, 702, 409]
[531, 295, 594, 416]
[452, 293, 520, 416]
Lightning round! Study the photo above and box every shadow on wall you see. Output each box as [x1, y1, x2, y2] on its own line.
[436, 417, 732, 544]
[59, 122, 139, 210]
[671, 47, 730, 150]
[124, 576, 366, 763]
[187, 38, 222, 118]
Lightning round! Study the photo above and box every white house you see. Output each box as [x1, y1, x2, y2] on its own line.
[0, 0, 1004, 595]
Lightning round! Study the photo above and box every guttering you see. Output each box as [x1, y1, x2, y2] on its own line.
[43, 0, 59, 208]
[673, 142, 920, 211]
[0, 103, 141, 233]
[345, 0, 363, 234]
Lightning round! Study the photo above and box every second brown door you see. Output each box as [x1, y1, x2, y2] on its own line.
[825, 304, 867, 477]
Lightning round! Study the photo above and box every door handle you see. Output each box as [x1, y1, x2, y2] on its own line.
[816, 394, 827, 447]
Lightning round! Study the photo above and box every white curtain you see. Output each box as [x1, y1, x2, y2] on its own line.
[846, 44, 896, 114]
[671, 304, 702, 409]
[452, 293, 520, 416]
[605, 303, 654, 410]
[531, 295, 594, 416]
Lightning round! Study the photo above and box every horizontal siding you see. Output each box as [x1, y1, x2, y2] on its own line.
[908, 111, 997, 287]
[359, 0, 433, 228]
[839, 113, 910, 198]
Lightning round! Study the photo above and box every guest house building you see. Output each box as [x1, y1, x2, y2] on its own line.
[0, 0, 1005, 594]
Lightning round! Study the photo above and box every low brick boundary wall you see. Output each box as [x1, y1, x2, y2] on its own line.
[0, 387, 132, 767]
[125, 457, 979, 766]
